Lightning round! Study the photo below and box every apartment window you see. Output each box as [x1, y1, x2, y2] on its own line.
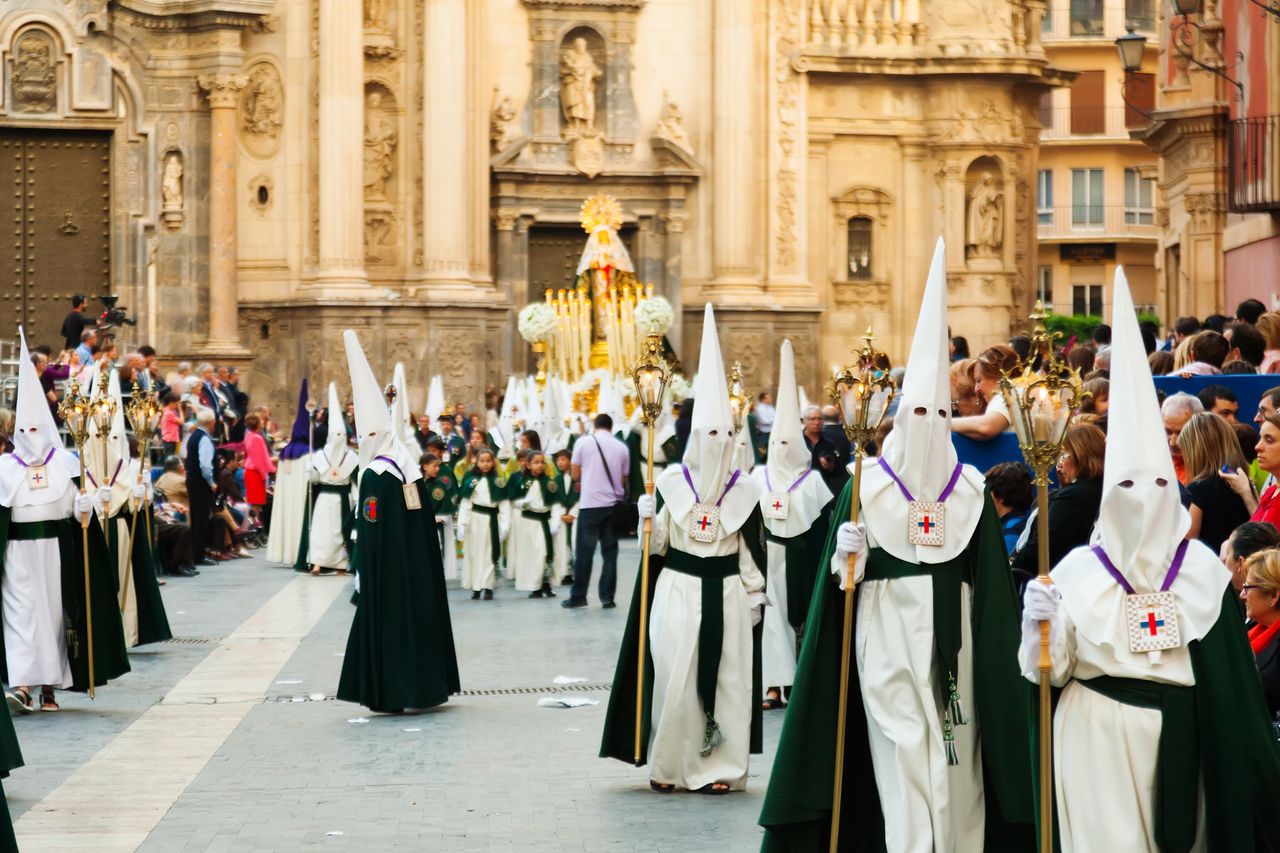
[1070, 0, 1104, 35]
[847, 216, 872, 281]
[1037, 170, 1053, 224]
[1072, 284, 1104, 317]
[1037, 266, 1054, 306]
[1125, 0, 1156, 31]
[1071, 168, 1105, 227]
[1071, 71, 1105, 134]
[1125, 168, 1155, 224]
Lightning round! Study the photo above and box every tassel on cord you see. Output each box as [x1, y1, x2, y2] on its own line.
[948, 672, 968, 726]
[943, 711, 959, 766]
[701, 714, 725, 757]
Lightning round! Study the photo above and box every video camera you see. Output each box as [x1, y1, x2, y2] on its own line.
[97, 295, 137, 329]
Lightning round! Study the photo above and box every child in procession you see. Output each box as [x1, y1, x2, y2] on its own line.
[509, 450, 563, 598]
[457, 448, 510, 600]
[551, 448, 577, 586]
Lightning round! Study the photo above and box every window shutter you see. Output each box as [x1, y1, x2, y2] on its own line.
[1071, 71, 1105, 134]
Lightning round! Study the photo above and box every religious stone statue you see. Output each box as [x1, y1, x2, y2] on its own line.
[242, 66, 282, 137]
[364, 0, 388, 30]
[12, 35, 56, 113]
[490, 92, 519, 152]
[363, 92, 398, 201]
[162, 153, 183, 210]
[655, 98, 692, 152]
[966, 172, 1003, 258]
[558, 37, 602, 136]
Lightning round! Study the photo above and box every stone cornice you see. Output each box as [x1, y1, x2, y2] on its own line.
[1131, 103, 1228, 152]
[521, 0, 644, 9]
[799, 53, 1074, 85]
[116, 0, 272, 30]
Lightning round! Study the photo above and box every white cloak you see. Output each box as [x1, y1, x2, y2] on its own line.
[306, 449, 358, 571]
[266, 457, 309, 564]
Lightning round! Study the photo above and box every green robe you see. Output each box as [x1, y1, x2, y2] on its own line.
[599, 500, 768, 766]
[337, 470, 458, 712]
[758, 483, 1034, 852]
[105, 506, 173, 646]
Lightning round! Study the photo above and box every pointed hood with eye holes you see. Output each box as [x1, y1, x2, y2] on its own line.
[857, 237, 985, 564]
[84, 366, 133, 507]
[312, 381, 358, 483]
[752, 339, 832, 536]
[0, 327, 81, 506]
[345, 331, 419, 484]
[1052, 268, 1227, 658]
[654, 304, 762, 536]
[390, 363, 419, 456]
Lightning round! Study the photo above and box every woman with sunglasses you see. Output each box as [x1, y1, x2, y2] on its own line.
[1241, 549, 1280, 716]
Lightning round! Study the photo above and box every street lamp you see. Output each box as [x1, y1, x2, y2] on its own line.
[58, 379, 97, 699]
[1115, 27, 1147, 72]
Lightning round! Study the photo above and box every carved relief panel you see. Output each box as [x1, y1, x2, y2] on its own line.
[10, 30, 59, 114]
[364, 82, 401, 267]
[239, 61, 283, 159]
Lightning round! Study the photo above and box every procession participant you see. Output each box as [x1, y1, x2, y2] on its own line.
[423, 440, 460, 581]
[1019, 269, 1280, 853]
[266, 379, 312, 565]
[542, 378, 576, 456]
[509, 450, 563, 598]
[84, 367, 172, 647]
[490, 376, 523, 458]
[751, 340, 832, 709]
[760, 239, 1034, 851]
[551, 448, 577, 586]
[301, 382, 357, 576]
[600, 304, 768, 795]
[456, 448, 510, 601]
[436, 414, 467, 466]
[336, 330, 459, 714]
[627, 392, 678, 500]
[0, 329, 130, 714]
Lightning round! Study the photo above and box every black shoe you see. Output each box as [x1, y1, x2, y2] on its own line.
[196, 558, 215, 567]
[561, 598, 588, 609]
[528, 590, 544, 599]
[483, 589, 493, 601]
[601, 601, 617, 609]
[171, 566, 197, 578]
[561, 576, 574, 586]
[471, 591, 480, 600]
[541, 583, 556, 599]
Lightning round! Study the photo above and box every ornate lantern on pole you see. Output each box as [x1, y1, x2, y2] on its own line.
[122, 384, 163, 613]
[58, 380, 97, 699]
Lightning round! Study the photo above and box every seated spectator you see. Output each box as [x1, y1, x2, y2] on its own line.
[950, 335, 970, 360]
[1240, 549, 1280, 716]
[1179, 412, 1252, 553]
[1162, 392, 1204, 484]
[1012, 423, 1106, 587]
[1148, 350, 1174, 375]
[1226, 320, 1266, 369]
[1250, 412, 1280, 529]
[1091, 324, 1112, 347]
[1256, 313, 1280, 374]
[1197, 384, 1239, 422]
[153, 456, 197, 577]
[1223, 359, 1259, 375]
[1222, 521, 1279, 593]
[985, 461, 1033, 557]
[1079, 377, 1109, 418]
[1066, 344, 1096, 375]
[1093, 345, 1112, 372]
[1203, 313, 1229, 333]
[1234, 421, 1260, 469]
[1177, 330, 1229, 376]
[1238, 297, 1268, 325]
[950, 359, 981, 416]
[952, 345, 1020, 440]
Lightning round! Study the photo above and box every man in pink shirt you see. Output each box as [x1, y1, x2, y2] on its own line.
[562, 413, 630, 609]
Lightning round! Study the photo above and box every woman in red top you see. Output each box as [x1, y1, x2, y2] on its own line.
[241, 413, 276, 518]
[1241, 549, 1280, 716]
[1250, 412, 1280, 529]
[159, 392, 183, 457]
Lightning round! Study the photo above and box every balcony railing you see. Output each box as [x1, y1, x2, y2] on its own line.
[806, 0, 923, 52]
[1229, 115, 1280, 213]
[1041, 106, 1150, 139]
[1038, 204, 1160, 240]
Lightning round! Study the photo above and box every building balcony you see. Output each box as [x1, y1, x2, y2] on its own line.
[1041, 106, 1151, 140]
[1229, 115, 1280, 213]
[1038, 204, 1159, 242]
[1042, 0, 1156, 42]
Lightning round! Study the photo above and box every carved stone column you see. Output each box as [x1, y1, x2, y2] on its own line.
[708, 0, 763, 296]
[198, 73, 249, 354]
[422, 0, 471, 291]
[315, 0, 367, 293]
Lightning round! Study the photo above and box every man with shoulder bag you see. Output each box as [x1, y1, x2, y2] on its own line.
[562, 413, 630, 609]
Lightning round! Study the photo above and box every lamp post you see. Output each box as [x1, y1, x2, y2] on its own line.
[827, 329, 895, 853]
[630, 334, 670, 766]
[59, 380, 97, 699]
[998, 302, 1087, 853]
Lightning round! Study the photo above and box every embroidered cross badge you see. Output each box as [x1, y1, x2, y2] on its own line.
[362, 497, 378, 522]
[688, 502, 721, 542]
[763, 491, 790, 521]
[907, 500, 945, 547]
[1125, 590, 1181, 653]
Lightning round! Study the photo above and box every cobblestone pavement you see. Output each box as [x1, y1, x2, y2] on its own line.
[8, 541, 783, 852]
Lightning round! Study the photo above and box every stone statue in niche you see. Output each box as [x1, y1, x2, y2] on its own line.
[558, 37, 602, 135]
[654, 97, 691, 153]
[364, 0, 388, 30]
[11, 34, 57, 113]
[363, 91, 398, 201]
[242, 66, 282, 138]
[490, 91, 520, 152]
[161, 152, 184, 229]
[966, 172, 1003, 258]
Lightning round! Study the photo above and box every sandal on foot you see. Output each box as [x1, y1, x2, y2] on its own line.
[696, 782, 731, 795]
[762, 690, 784, 711]
[6, 688, 33, 715]
[309, 566, 322, 576]
[649, 781, 676, 794]
[39, 688, 58, 712]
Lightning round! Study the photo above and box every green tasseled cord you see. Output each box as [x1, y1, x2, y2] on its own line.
[701, 714, 725, 757]
[943, 711, 958, 766]
[948, 671, 968, 726]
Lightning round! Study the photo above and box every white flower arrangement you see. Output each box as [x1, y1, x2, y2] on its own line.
[634, 296, 674, 337]
[668, 373, 691, 402]
[518, 303, 557, 344]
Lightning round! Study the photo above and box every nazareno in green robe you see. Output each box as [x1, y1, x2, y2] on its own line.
[0, 497, 131, 693]
[105, 506, 173, 646]
[758, 482, 1035, 853]
[599, 496, 768, 767]
[337, 469, 459, 712]
[0, 647, 22, 853]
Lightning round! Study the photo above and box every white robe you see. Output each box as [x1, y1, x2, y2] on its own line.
[436, 515, 458, 581]
[2, 481, 76, 688]
[551, 503, 577, 584]
[92, 459, 140, 648]
[646, 504, 765, 791]
[266, 457, 309, 564]
[510, 481, 553, 591]
[457, 479, 509, 592]
[306, 449, 357, 571]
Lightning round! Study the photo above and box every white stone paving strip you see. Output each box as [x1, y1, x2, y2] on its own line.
[14, 575, 348, 851]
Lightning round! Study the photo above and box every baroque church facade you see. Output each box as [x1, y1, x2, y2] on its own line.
[0, 0, 1067, 413]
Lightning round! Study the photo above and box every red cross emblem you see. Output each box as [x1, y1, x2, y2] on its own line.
[772, 499, 783, 512]
[699, 515, 711, 530]
[917, 516, 933, 534]
[30, 471, 42, 485]
[1141, 611, 1165, 636]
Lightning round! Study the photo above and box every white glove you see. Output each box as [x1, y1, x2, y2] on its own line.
[132, 483, 146, 501]
[748, 591, 769, 627]
[144, 479, 154, 503]
[74, 492, 94, 518]
[830, 522, 868, 590]
[514, 496, 530, 510]
[308, 467, 320, 483]
[549, 517, 562, 537]
[456, 524, 467, 542]
[1023, 580, 1060, 622]
[95, 487, 112, 510]
[499, 524, 510, 542]
[637, 494, 656, 520]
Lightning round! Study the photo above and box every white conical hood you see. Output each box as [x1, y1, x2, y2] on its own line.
[797, 385, 811, 417]
[14, 327, 60, 464]
[345, 330, 418, 482]
[1093, 267, 1188, 587]
[542, 376, 566, 453]
[879, 236, 956, 500]
[684, 303, 736, 499]
[766, 340, 811, 485]
[524, 377, 544, 447]
[324, 381, 347, 459]
[85, 367, 130, 488]
[492, 375, 522, 450]
[425, 375, 445, 427]
[391, 363, 415, 448]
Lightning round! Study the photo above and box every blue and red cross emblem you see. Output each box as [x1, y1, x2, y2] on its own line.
[1140, 611, 1165, 636]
